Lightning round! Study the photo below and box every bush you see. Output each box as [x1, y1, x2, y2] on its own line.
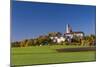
[70, 42, 80, 45]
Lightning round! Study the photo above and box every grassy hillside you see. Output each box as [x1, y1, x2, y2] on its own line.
[11, 45, 96, 66]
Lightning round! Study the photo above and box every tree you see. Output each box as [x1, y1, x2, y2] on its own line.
[37, 35, 51, 45]
[20, 39, 28, 47]
[33, 39, 39, 46]
[25, 39, 34, 46]
[84, 34, 96, 46]
[11, 41, 20, 47]
[48, 32, 62, 37]
[72, 35, 81, 43]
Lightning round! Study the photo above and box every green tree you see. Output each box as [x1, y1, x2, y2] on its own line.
[37, 35, 51, 45]
[20, 39, 28, 47]
[84, 34, 96, 46]
[72, 35, 81, 43]
[11, 41, 20, 47]
[25, 39, 34, 46]
[48, 32, 62, 37]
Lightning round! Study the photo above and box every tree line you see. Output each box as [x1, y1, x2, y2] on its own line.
[11, 32, 96, 47]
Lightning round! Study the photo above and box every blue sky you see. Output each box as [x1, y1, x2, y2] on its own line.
[12, 1, 96, 42]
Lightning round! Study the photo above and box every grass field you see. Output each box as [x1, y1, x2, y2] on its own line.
[11, 45, 96, 66]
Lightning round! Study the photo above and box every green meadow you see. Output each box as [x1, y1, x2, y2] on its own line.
[11, 45, 96, 66]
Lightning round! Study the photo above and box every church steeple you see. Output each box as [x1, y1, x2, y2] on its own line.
[66, 24, 72, 33]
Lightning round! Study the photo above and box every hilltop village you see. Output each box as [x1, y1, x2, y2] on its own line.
[12, 24, 95, 47]
[50, 24, 84, 44]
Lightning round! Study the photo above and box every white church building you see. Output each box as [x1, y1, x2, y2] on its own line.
[64, 24, 84, 39]
[50, 24, 84, 43]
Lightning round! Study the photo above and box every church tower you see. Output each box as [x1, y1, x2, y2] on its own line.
[66, 24, 72, 33]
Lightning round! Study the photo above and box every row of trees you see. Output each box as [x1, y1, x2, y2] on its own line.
[11, 32, 96, 47]
[11, 32, 62, 47]
[82, 34, 96, 46]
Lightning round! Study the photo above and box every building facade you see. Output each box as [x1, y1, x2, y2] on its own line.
[64, 24, 84, 39]
[50, 24, 84, 43]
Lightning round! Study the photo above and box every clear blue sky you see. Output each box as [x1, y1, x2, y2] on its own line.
[12, 1, 96, 42]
